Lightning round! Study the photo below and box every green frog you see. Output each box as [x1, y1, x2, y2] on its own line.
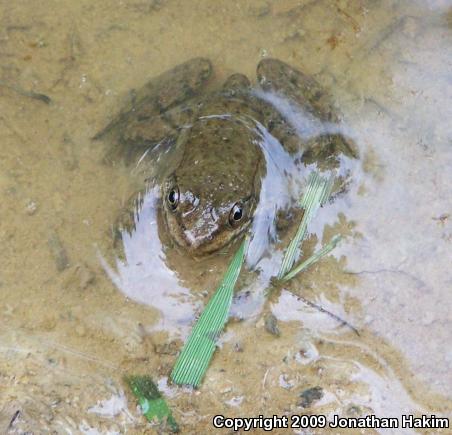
[96, 58, 356, 256]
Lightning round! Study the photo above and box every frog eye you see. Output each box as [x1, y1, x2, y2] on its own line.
[229, 203, 244, 227]
[166, 186, 179, 210]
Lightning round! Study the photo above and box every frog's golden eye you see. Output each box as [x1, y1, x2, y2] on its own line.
[229, 203, 244, 227]
[167, 186, 179, 210]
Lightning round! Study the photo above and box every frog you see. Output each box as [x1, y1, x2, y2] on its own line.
[95, 58, 356, 257]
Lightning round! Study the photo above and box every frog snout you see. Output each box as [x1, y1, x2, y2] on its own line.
[176, 206, 222, 252]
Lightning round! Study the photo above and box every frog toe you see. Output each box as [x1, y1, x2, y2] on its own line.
[302, 133, 358, 168]
[223, 73, 251, 94]
[257, 58, 338, 122]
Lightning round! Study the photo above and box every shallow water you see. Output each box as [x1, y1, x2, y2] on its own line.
[1, 0, 451, 433]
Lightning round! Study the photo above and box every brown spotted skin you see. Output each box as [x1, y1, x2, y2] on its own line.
[99, 58, 355, 256]
[257, 58, 339, 122]
[162, 101, 265, 255]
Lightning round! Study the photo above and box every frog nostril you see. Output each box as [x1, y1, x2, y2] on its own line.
[208, 206, 218, 222]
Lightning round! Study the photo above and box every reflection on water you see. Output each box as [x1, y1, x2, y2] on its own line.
[1, 0, 452, 432]
[99, 111, 302, 334]
[102, 92, 356, 339]
[243, 119, 298, 268]
[99, 186, 201, 336]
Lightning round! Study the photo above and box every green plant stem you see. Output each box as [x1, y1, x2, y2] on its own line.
[170, 237, 249, 387]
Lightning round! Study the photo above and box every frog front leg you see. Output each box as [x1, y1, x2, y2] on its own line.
[94, 57, 212, 164]
[256, 58, 357, 165]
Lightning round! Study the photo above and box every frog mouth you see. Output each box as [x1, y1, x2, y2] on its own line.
[167, 220, 229, 256]
[162, 204, 250, 256]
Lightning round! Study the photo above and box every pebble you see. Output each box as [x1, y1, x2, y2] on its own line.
[298, 386, 323, 408]
[264, 313, 280, 337]
[25, 199, 38, 215]
[279, 374, 296, 390]
[78, 264, 96, 289]
[63, 263, 96, 290]
[48, 231, 70, 272]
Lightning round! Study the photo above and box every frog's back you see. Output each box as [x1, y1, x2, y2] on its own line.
[100, 57, 357, 257]
[175, 101, 265, 204]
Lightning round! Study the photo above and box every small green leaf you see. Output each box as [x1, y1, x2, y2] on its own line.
[171, 237, 249, 387]
[280, 234, 342, 282]
[125, 375, 179, 432]
[277, 172, 334, 279]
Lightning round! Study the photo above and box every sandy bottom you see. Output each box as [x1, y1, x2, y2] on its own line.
[0, 0, 451, 433]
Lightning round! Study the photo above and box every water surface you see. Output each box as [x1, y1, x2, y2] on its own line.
[1, 0, 451, 433]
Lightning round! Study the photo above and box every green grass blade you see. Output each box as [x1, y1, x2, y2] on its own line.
[280, 234, 342, 282]
[277, 172, 333, 279]
[171, 237, 249, 387]
[125, 375, 179, 432]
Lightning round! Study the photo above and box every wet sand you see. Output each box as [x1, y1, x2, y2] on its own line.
[1, 0, 451, 433]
